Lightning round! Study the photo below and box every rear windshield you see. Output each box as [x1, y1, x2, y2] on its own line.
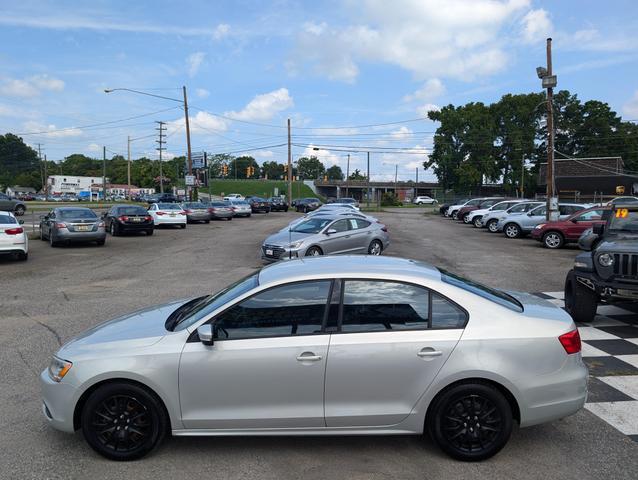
[59, 209, 97, 219]
[117, 207, 147, 215]
[0, 214, 17, 224]
[183, 202, 206, 208]
[211, 202, 227, 207]
[440, 269, 523, 312]
[157, 203, 181, 210]
[231, 200, 248, 205]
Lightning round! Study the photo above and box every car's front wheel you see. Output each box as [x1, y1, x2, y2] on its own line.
[428, 381, 513, 461]
[486, 219, 499, 233]
[305, 246, 323, 257]
[81, 382, 168, 461]
[565, 270, 598, 323]
[503, 223, 521, 238]
[542, 231, 564, 249]
[462, 213, 471, 223]
[473, 216, 483, 228]
[110, 222, 118, 236]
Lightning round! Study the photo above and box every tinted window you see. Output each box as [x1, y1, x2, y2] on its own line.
[575, 209, 603, 221]
[354, 219, 371, 229]
[157, 203, 180, 210]
[214, 281, 331, 339]
[560, 205, 583, 215]
[117, 206, 147, 215]
[530, 205, 546, 216]
[507, 203, 529, 213]
[440, 269, 522, 312]
[59, 209, 97, 219]
[0, 214, 17, 224]
[431, 293, 467, 328]
[292, 217, 332, 233]
[341, 280, 429, 332]
[331, 219, 350, 232]
[210, 202, 227, 207]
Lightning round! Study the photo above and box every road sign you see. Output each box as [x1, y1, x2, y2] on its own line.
[185, 175, 195, 186]
[190, 152, 206, 170]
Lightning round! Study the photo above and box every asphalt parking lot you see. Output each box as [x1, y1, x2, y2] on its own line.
[1, 208, 637, 480]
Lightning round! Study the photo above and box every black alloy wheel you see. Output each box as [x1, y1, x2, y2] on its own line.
[81, 382, 167, 461]
[15, 205, 26, 216]
[429, 382, 512, 461]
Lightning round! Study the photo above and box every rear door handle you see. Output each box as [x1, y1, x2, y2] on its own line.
[296, 352, 322, 362]
[417, 348, 442, 358]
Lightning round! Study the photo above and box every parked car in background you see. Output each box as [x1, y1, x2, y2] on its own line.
[268, 197, 289, 212]
[180, 202, 211, 223]
[103, 205, 154, 236]
[39, 207, 106, 247]
[156, 192, 177, 203]
[248, 197, 271, 213]
[531, 206, 608, 249]
[439, 199, 469, 216]
[0, 211, 28, 260]
[498, 203, 589, 239]
[336, 197, 359, 208]
[206, 201, 233, 220]
[295, 197, 322, 213]
[482, 201, 543, 233]
[0, 193, 26, 216]
[413, 195, 437, 205]
[227, 199, 251, 217]
[446, 198, 482, 219]
[606, 196, 638, 205]
[148, 203, 186, 228]
[41, 255, 586, 462]
[468, 200, 525, 228]
[223, 193, 244, 201]
[262, 214, 389, 261]
[456, 197, 505, 223]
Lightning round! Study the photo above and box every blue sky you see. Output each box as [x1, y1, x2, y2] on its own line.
[1, 0, 637, 181]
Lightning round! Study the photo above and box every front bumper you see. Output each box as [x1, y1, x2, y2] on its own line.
[261, 244, 301, 262]
[573, 270, 638, 301]
[40, 369, 78, 433]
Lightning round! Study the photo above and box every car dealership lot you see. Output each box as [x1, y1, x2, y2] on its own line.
[1, 209, 637, 479]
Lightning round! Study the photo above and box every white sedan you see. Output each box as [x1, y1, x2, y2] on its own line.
[148, 203, 187, 228]
[0, 210, 28, 260]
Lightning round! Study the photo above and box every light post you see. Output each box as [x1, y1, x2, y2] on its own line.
[104, 86, 193, 199]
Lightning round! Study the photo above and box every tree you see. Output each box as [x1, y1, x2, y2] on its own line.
[261, 161, 285, 179]
[228, 156, 260, 179]
[206, 153, 233, 178]
[326, 164, 344, 180]
[296, 156, 325, 179]
[348, 169, 366, 180]
[0, 134, 41, 189]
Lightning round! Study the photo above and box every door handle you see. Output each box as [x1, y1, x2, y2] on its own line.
[296, 352, 322, 362]
[417, 348, 442, 358]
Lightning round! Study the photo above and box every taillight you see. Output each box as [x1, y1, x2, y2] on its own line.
[118, 215, 129, 222]
[98, 221, 105, 228]
[207, 208, 214, 213]
[179, 211, 187, 215]
[156, 212, 165, 216]
[55, 222, 67, 229]
[381, 226, 388, 232]
[559, 329, 581, 354]
[145, 216, 152, 221]
[5, 227, 23, 235]
[184, 209, 192, 214]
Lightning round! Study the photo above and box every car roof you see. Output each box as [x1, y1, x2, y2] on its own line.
[258, 255, 441, 286]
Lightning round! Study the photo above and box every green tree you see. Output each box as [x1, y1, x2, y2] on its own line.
[348, 169, 366, 180]
[326, 164, 344, 180]
[296, 156, 325, 179]
[0, 134, 41, 189]
[229, 156, 260, 179]
[262, 161, 285, 179]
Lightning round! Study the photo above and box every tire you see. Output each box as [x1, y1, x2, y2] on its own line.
[452, 211, 459, 220]
[486, 219, 499, 233]
[96, 239, 105, 246]
[503, 223, 521, 239]
[180, 224, 186, 229]
[305, 246, 323, 257]
[14, 205, 26, 216]
[110, 222, 118, 236]
[16, 251, 28, 261]
[40, 228, 46, 241]
[146, 229, 154, 236]
[428, 381, 513, 461]
[473, 216, 483, 228]
[49, 233, 58, 247]
[542, 231, 564, 249]
[462, 213, 471, 224]
[564, 270, 598, 323]
[81, 381, 168, 461]
[205, 220, 210, 224]
[284, 208, 288, 212]
[227, 217, 232, 221]
[368, 240, 383, 256]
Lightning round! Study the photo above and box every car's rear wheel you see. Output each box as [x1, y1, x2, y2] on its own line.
[49, 233, 58, 247]
[16, 251, 28, 261]
[543, 231, 564, 249]
[503, 223, 521, 238]
[473, 216, 483, 228]
[564, 270, 598, 323]
[368, 240, 383, 255]
[452, 211, 459, 220]
[96, 239, 105, 246]
[179, 224, 186, 229]
[14, 205, 26, 216]
[81, 382, 168, 461]
[486, 220, 499, 233]
[146, 229, 154, 236]
[110, 222, 118, 236]
[462, 213, 471, 223]
[428, 382, 513, 461]
[305, 246, 322, 257]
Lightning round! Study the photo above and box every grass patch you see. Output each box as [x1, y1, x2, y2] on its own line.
[205, 179, 318, 200]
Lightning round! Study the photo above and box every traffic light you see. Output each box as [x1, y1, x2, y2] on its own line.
[245, 166, 251, 177]
[221, 163, 228, 176]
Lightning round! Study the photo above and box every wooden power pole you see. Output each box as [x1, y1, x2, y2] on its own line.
[287, 118, 292, 203]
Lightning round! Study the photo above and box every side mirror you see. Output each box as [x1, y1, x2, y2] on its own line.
[326, 228, 337, 235]
[527, 212, 533, 216]
[197, 324, 215, 346]
[18, 219, 24, 225]
[570, 218, 578, 223]
[593, 223, 605, 235]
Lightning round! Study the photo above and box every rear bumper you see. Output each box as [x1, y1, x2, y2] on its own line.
[119, 222, 153, 231]
[54, 230, 106, 242]
[187, 213, 211, 222]
[155, 216, 186, 225]
[211, 211, 233, 219]
[0, 236, 28, 253]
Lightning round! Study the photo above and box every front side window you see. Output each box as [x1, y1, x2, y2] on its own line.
[530, 205, 546, 217]
[213, 281, 332, 340]
[330, 219, 350, 232]
[575, 209, 603, 222]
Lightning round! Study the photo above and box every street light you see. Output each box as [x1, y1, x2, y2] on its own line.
[104, 86, 194, 200]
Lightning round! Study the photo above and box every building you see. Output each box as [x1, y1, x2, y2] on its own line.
[90, 183, 155, 197]
[538, 157, 638, 200]
[5, 186, 36, 198]
[47, 175, 106, 195]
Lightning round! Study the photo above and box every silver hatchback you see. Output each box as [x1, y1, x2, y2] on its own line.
[41, 256, 586, 462]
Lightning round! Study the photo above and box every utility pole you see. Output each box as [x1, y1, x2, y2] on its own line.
[183, 86, 193, 200]
[366, 151, 370, 208]
[416, 166, 419, 199]
[521, 154, 525, 197]
[102, 146, 107, 202]
[36, 143, 44, 192]
[127, 136, 132, 200]
[156, 121, 167, 194]
[287, 118, 292, 203]
[543, 38, 556, 220]
[394, 164, 398, 197]
[44, 154, 48, 200]
[345, 153, 350, 198]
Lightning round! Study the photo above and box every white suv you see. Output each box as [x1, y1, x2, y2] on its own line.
[413, 195, 437, 205]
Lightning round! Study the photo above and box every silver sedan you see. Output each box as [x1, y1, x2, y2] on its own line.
[40, 256, 586, 462]
[263, 214, 390, 261]
[39, 207, 106, 246]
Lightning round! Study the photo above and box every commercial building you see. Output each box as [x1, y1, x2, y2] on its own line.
[47, 175, 106, 195]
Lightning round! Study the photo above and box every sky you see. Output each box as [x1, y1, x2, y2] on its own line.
[1, 0, 637, 181]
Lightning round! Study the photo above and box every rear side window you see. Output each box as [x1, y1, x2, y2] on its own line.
[0, 214, 17, 224]
[354, 219, 371, 229]
[440, 269, 522, 312]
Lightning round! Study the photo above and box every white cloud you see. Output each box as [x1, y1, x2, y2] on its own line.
[22, 121, 82, 138]
[254, 150, 274, 159]
[290, 0, 532, 82]
[520, 9, 551, 44]
[301, 145, 341, 166]
[390, 126, 413, 139]
[87, 143, 101, 152]
[0, 74, 65, 97]
[196, 88, 210, 98]
[213, 23, 231, 40]
[623, 90, 638, 119]
[226, 88, 293, 121]
[416, 103, 441, 117]
[187, 52, 206, 77]
[404, 78, 445, 102]
[169, 111, 228, 135]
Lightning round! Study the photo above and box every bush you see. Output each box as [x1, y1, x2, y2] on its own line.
[381, 192, 400, 206]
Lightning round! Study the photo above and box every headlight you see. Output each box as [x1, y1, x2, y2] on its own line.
[534, 223, 546, 229]
[598, 253, 614, 267]
[288, 241, 303, 249]
[48, 356, 72, 382]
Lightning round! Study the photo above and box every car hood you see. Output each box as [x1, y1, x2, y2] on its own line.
[57, 299, 189, 357]
[265, 230, 313, 246]
[596, 235, 638, 252]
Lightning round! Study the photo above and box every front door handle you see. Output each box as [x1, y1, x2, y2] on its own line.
[296, 352, 322, 362]
[417, 348, 442, 358]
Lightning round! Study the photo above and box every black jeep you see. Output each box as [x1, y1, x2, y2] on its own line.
[564, 203, 638, 322]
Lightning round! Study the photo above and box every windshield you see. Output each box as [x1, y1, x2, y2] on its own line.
[440, 269, 523, 312]
[291, 217, 333, 233]
[609, 208, 638, 233]
[169, 273, 259, 331]
[59, 209, 97, 219]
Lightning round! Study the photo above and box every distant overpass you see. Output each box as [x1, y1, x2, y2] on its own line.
[313, 179, 440, 201]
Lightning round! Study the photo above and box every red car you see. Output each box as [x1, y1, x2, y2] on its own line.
[456, 197, 505, 223]
[531, 206, 609, 249]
